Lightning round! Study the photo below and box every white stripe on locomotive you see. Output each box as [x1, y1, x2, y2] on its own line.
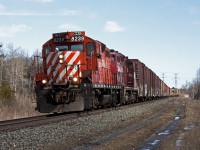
[56, 67, 66, 83]
[67, 52, 80, 76]
[46, 52, 53, 65]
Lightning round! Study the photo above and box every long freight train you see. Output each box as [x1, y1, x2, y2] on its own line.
[34, 31, 172, 113]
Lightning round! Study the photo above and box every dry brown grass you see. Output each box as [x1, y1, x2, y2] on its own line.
[1, 96, 200, 150]
[180, 99, 200, 150]
[0, 93, 41, 121]
[158, 98, 200, 150]
[95, 100, 178, 150]
[94, 98, 200, 150]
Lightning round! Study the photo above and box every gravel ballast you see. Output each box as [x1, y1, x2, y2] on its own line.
[0, 99, 171, 150]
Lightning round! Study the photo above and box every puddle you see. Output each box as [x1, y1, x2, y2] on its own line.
[184, 125, 195, 130]
[174, 116, 180, 120]
[148, 140, 160, 145]
[158, 130, 170, 135]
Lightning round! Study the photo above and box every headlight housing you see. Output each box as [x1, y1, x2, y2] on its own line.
[73, 77, 78, 82]
[59, 59, 64, 64]
[42, 79, 47, 84]
[59, 54, 64, 59]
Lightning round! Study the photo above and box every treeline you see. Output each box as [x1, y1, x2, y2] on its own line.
[0, 43, 38, 105]
[182, 67, 200, 100]
[0, 42, 199, 104]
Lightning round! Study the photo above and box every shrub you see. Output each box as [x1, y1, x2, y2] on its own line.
[0, 82, 15, 105]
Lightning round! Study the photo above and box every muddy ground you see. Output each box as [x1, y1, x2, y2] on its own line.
[72, 97, 200, 150]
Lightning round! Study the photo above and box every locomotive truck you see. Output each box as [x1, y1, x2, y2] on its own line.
[34, 31, 170, 113]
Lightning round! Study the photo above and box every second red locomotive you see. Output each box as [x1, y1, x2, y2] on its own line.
[34, 31, 170, 113]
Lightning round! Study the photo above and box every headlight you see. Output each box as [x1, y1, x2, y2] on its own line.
[59, 59, 64, 64]
[42, 79, 47, 84]
[73, 77, 78, 82]
[59, 54, 64, 59]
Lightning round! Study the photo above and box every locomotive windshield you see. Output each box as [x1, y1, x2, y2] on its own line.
[55, 45, 68, 51]
[86, 42, 95, 56]
[71, 44, 84, 51]
[44, 45, 52, 53]
[55, 44, 83, 51]
[110, 54, 115, 61]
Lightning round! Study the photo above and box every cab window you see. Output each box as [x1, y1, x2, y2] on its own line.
[71, 44, 84, 51]
[55, 45, 68, 51]
[86, 42, 95, 56]
[44, 45, 52, 53]
[111, 54, 115, 61]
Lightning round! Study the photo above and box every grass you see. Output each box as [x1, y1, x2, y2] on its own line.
[157, 98, 200, 150]
[180, 99, 200, 150]
[0, 93, 41, 121]
[1, 96, 200, 150]
[91, 97, 200, 150]
[94, 100, 178, 150]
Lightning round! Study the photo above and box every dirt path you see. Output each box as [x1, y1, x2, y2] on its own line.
[157, 98, 200, 150]
[137, 98, 185, 150]
[74, 97, 200, 150]
[73, 97, 182, 150]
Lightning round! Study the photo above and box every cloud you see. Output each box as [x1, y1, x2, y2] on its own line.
[0, 4, 6, 12]
[23, 0, 54, 3]
[104, 21, 125, 33]
[0, 9, 79, 16]
[60, 9, 80, 16]
[58, 23, 83, 31]
[0, 24, 31, 37]
[0, 12, 51, 16]
[189, 6, 199, 14]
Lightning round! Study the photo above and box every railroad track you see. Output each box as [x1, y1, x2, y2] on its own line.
[0, 115, 47, 130]
[0, 111, 85, 132]
[0, 98, 170, 132]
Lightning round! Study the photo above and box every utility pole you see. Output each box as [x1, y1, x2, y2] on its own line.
[162, 73, 165, 82]
[162, 73, 165, 96]
[174, 73, 178, 88]
[174, 73, 178, 95]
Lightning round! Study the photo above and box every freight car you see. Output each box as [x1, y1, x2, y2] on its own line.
[34, 31, 170, 113]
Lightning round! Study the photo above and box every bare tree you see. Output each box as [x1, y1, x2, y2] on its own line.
[183, 67, 200, 99]
[194, 68, 200, 99]
[0, 43, 6, 85]
[0, 44, 33, 97]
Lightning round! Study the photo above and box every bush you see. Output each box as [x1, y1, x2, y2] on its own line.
[0, 82, 15, 105]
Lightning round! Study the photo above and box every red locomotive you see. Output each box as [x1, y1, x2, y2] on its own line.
[34, 31, 170, 113]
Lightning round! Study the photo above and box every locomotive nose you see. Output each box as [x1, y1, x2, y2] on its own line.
[46, 51, 85, 85]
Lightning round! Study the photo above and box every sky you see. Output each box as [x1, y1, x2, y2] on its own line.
[0, 0, 200, 88]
